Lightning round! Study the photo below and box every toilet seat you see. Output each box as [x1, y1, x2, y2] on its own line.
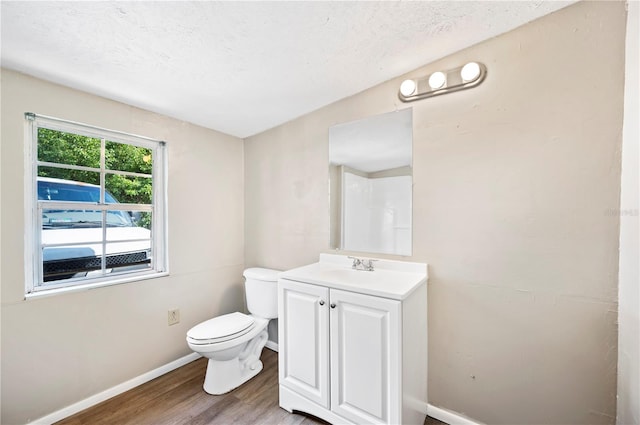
[187, 312, 255, 345]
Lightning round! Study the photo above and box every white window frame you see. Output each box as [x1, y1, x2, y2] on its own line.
[24, 113, 169, 297]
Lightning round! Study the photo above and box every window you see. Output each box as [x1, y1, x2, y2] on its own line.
[24, 113, 168, 296]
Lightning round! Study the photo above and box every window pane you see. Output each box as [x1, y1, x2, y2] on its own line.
[105, 140, 152, 174]
[136, 211, 152, 230]
[105, 210, 151, 238]
[105, 174, 152, 204]
[105, 241, 152, 277]
[38, 166, 100, 190]
[42, 209, 103, 229]
[105, 210, 152, 274]
[105, 210, 134, 228]
[42, 243, 103, 283]
[37, 170, 102, 202]
[41, 242, 152, 283]
[38, 128, 100, 168]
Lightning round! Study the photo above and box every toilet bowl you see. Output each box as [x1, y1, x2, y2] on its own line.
[186, 268, 279, 395]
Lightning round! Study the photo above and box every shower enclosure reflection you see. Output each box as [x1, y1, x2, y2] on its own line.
[329, 108, 412, 256]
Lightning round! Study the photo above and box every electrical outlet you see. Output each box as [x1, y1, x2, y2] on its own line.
[168, 309, 180, 326]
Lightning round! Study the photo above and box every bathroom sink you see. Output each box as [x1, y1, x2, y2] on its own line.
[313, 267, 388, 285]
[279, 253, 427, 300]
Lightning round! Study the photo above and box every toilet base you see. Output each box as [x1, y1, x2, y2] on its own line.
[202, 329, 268, 395]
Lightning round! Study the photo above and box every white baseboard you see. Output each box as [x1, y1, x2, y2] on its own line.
[427, 403, 484, 425]
[265, 340, 278, 352]
[31, 352, 201, 425]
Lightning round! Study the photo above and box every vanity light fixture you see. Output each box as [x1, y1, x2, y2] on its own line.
[460, 62, 481, 82]
[399, 79, 417, 97]
[428, 71, 446, 90]
[399, 61, 486, 102]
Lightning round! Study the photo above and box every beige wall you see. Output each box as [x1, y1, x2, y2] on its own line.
[245, 2, 626, 424]
[0, 70, 246, 424]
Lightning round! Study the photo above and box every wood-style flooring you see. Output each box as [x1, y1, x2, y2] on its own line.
[56, 349, 445, 425]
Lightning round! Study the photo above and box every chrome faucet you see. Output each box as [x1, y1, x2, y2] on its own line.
[363, 259, 377, 271]
[348, 256, 377, 271]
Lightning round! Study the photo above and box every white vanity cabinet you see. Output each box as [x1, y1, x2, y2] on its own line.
[278, 279, 330, 408]
[278, 254, 428, 425]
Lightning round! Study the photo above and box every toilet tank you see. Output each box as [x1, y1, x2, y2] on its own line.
[244, 267, 280, 319]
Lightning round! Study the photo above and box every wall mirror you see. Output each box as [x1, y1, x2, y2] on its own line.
[329, 108, 412, 256]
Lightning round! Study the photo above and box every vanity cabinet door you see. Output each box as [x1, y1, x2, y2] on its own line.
[278, 279, 330, 408]
[329, 288, 401, 425]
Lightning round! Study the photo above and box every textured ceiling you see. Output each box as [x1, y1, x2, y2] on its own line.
[1, 1, 574, 138]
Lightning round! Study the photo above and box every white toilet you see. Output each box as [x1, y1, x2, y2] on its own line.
[186, 267, 279, 395]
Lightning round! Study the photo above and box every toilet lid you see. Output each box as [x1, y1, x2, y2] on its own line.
[243, 267, 280, 281]
[187, 312, 255, 342]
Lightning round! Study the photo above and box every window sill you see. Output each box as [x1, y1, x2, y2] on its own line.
[25, 271, 170, 300]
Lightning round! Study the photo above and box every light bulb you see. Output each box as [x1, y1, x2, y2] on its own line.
[428, 72, 446, 90]
[461, 62, 481, 82]
[399, 79, 417, 97]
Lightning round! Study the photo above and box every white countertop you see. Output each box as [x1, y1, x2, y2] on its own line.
[279, 253, 428, 300]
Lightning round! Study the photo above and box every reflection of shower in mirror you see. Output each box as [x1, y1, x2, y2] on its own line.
[329, 108, 412, 256]
[342, 171, 411, 255]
